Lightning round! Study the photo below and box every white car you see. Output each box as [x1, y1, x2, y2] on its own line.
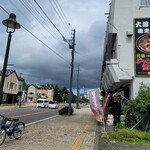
[48, 101, 59, 109]
[36, 99, 49, 108]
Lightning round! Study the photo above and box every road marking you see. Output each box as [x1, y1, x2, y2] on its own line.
[10, 109, 57, 118]
[2, 109, 59, 127]
[71, 122, 92, 150]
[25, 115, 59, 126]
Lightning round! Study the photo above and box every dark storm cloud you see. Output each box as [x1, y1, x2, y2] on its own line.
[0, 0, 110, 90]
[74, 20, 107, 89]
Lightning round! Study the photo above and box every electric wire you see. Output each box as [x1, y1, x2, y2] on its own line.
[0, 5, 70, 65]
[11, 0, 62, 51]
[48, 0, 70, 35]
[20, 0, 59, 40]
[50, 0, 71, 34]
[54, 0, 72, 30]
[22, 25, 70, 64]
[22, 0, 71, 51]
[0, 5, 8, 14]
[33, 0, 64, 38]
[0, 4, 77, 87]
[23, 0, 70, 51]
[29, 0, 72, 51]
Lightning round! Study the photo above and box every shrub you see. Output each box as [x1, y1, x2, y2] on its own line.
[124, 83, 150, 131]
[58, 106, 74, 115]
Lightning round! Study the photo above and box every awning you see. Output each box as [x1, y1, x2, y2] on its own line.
[102, 62, 132, 92]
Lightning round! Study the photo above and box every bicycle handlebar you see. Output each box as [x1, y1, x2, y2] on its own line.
[0, 114, 19, 122]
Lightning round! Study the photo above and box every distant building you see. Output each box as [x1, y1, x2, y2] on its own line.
[101, 0, 150, 103]
[27, 84, 54, 103]
[0, 70, 24, 104]
[27, 85, 38, 103]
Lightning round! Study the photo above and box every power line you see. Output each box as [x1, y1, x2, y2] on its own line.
[22, 25, 70, 64]
[19, 0, 71, 51]
[50, 0, 71, 34]
[0, 5, 70, 65]
[22, 0, 70, 52]
[10, 0, 64, 53]
[0, 5, 8, 14]
[34, 0, 64, 38]
[19, 0, 60, 40]
[54, 0, 72, 30]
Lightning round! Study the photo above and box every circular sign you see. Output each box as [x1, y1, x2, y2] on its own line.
[136, 34, 150, 54]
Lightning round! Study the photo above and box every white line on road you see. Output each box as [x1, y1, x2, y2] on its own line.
[25, 115, 59, 126]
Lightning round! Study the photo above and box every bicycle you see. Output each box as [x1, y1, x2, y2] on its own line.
[0, 114, 25, 146]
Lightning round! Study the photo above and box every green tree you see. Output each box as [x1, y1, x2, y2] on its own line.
[53, 84, 62, 102]
[62, 87, 69, 103]
[23, 82, 30, 91]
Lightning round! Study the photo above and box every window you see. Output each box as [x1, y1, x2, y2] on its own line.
[7, 82, 9, 88]
[141, 0, 150, 5]
[10, 82, 14, 89]
[19, 84, 22, 90]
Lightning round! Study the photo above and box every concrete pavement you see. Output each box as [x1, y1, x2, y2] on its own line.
[0, 105, 97, 150]
[0, 102, 36, 110]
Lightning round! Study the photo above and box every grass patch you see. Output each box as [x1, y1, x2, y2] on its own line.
[99, 128, 150, 149]
[109, 128, 150, 146]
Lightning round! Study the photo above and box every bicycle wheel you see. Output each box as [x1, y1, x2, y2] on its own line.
[0, 129, 6, 146]
[13, 122, 25, 139]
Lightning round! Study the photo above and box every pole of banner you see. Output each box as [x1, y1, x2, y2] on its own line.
[100, 95, 109, 139]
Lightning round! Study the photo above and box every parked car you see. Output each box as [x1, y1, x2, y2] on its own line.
[36, 99, 49, 108]
[48, 101, 59, 109]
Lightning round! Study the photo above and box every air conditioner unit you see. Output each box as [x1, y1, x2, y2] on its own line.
[126, 31, 133, 36]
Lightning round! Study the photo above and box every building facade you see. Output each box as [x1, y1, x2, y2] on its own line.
[27, 85, 54, 103]
[27, 85, 38, 103]
[101, 0, 150, 103]
[0, 70, 24, 104]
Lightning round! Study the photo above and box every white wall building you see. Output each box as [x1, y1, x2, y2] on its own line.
[101, 0, 150, 101]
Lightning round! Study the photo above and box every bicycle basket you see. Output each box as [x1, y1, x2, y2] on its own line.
[0, 115, 12, 127]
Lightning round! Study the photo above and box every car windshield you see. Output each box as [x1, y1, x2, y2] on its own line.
[37, 100, 43, 103]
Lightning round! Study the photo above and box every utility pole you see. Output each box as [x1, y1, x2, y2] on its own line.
[63, 29, 76, 115]
[76, 64, 80, 109]
[19, 73, 23, 108]
[68, 29, 76, 115]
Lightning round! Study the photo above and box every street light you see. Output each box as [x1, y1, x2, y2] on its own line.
[0, 13, 21, 105]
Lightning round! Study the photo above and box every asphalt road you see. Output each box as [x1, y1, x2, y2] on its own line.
[0, 107, 59, 125]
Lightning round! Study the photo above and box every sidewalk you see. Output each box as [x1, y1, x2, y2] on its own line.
[0, 102, 36, 110]
[0, 106, 97, 150]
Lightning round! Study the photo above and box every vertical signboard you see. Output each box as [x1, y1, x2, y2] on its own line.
[89, 89, 103, 122]
[135, 18, 150, 76]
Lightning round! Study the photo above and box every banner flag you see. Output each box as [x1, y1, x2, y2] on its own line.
[103, 93, 112, 115]
[89, 89, 103, 122]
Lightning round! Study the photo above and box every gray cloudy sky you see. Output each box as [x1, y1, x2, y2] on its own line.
[0, 0, 110, 91]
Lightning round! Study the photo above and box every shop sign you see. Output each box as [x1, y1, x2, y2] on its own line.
[135, 18, 150, 76]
